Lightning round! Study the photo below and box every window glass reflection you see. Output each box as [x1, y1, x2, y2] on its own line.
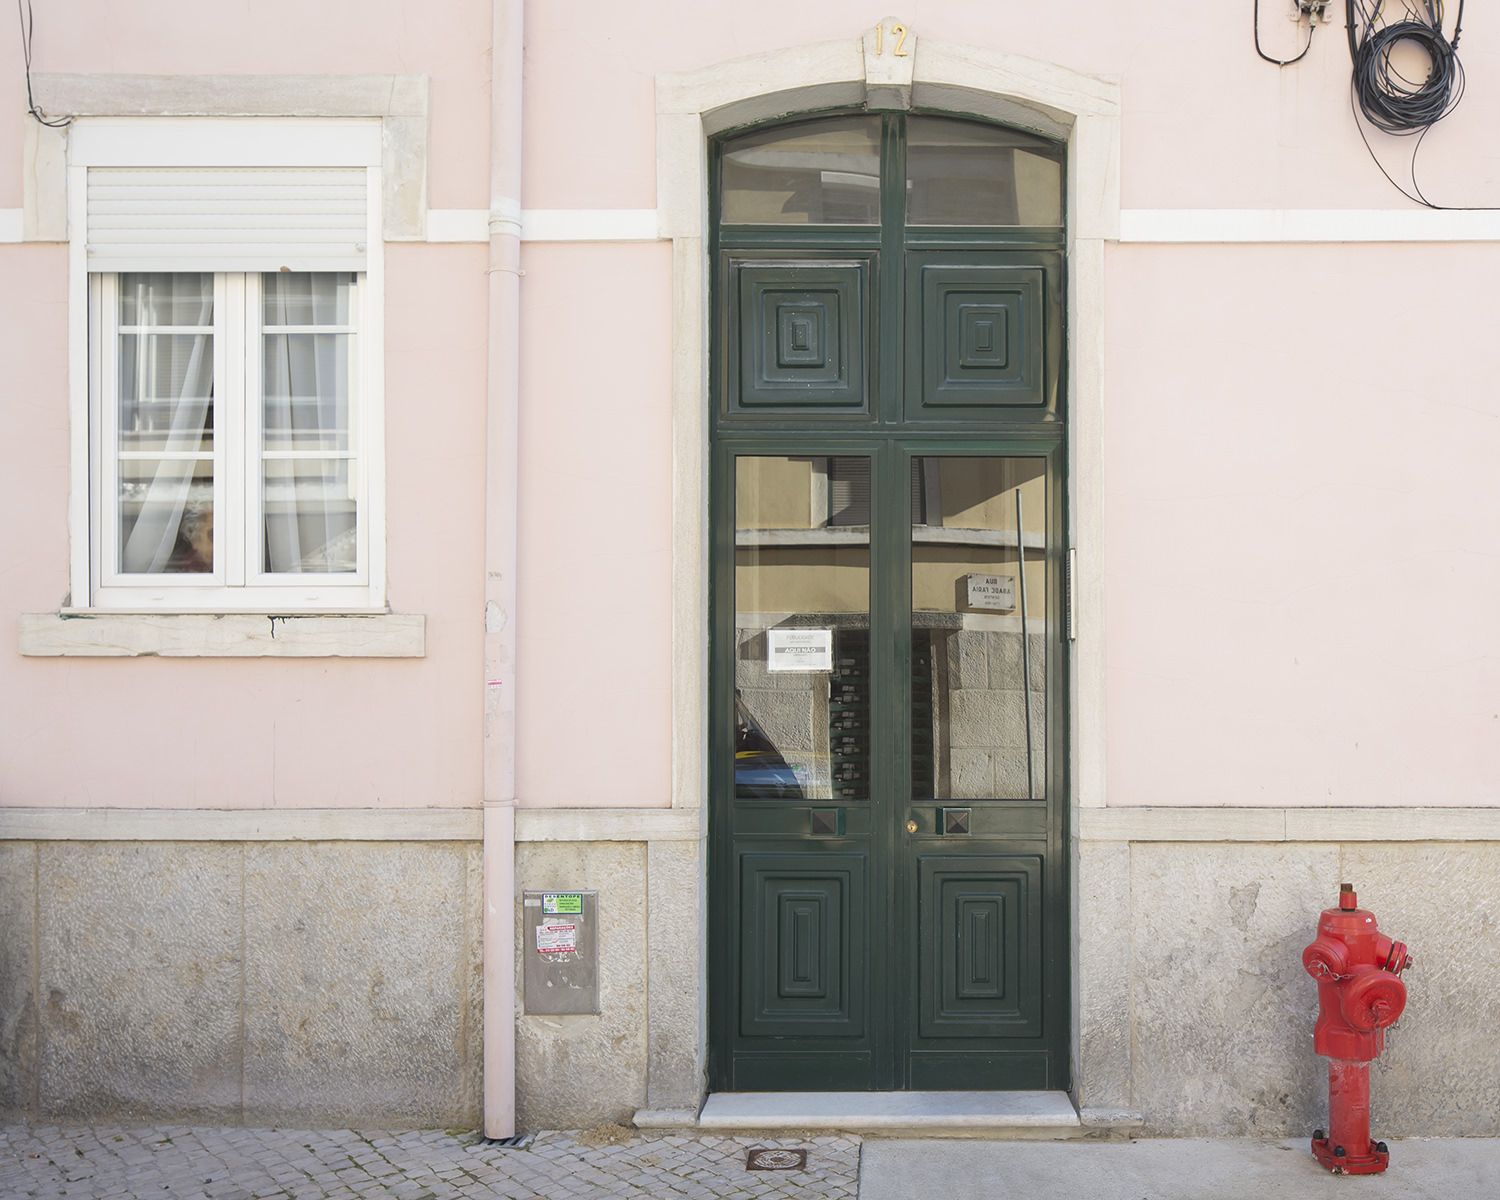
[116, 273, 215, 574]
[735, 456, 871, 800]
[911, 457, 1046, 800]
[906, 115, 1063, 226]
[721, 116, 882, 225]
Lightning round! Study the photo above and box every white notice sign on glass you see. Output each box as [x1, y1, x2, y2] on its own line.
[767, 629, 834, 672]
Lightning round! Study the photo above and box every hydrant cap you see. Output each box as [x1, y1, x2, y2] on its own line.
[1303, 937, 1349, 980]
[1341, 969, 1407, 1032]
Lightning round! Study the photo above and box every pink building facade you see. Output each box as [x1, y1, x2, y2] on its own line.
[2, 1, 1497, 1135]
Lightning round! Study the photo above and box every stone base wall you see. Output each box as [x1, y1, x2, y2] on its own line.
[512, 836, 703, 1134]
[1076, 835, 1500, 1138]
[0, 840, 483, 1126]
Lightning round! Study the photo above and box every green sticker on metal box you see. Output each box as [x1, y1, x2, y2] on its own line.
[543, 893, 582, 915]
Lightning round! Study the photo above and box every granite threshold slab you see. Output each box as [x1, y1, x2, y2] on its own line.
[637, 1090, 1085, 1138]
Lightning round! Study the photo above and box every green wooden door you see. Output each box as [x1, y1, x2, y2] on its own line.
[709, 113, 1070, 1092]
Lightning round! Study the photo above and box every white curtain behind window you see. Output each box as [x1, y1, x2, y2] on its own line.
[119, 274, 215, 574]
[261, 272, 355, 574]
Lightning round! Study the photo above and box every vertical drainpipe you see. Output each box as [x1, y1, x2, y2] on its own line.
[483, 0, 523, 1141]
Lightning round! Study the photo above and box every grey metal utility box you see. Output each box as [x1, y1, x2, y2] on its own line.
[522, 890, 599, 1015]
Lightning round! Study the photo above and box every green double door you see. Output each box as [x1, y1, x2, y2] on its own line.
[708, 112, 1071, 1093]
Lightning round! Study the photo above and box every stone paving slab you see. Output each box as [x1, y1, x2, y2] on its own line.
[859, 1136, 1500, 1200]
[0, 1123, 862, 1200]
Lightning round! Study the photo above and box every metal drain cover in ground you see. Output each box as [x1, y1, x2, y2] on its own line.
[746, 1148, 807, 1171]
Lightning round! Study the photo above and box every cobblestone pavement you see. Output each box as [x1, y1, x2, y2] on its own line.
[0, 1123, 863, 1200]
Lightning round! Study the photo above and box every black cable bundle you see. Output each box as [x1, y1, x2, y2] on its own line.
[1346, 0, 1465, 134]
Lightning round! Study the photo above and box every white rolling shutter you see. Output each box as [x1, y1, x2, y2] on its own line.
[86, 167, 369, 273]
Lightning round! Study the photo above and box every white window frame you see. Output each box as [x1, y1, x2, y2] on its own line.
[67, 118, 386, 614]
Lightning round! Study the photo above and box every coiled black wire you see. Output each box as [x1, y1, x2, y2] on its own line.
[1347, 0, 1464, 133]
[1345, 0, 1475, 205]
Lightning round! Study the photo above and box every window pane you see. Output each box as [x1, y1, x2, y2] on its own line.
[263, 271, 355, 326]
[911, 457, 1046, 800]
[905, 116, 1063, 226]
[119, 333, 215, 456]
[262, 459, 356, 573]
[116, 274, 215, 574]
[118, 458, 214, 574]
[119, 272, 215, 326]
[262, 333, 352, 452]
[721, 116, 882, 225]
[735, 456, 870, 801]
[260, 272, 358, 575]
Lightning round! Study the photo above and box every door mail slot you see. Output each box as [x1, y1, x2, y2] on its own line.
[523, 890, 599, 1015]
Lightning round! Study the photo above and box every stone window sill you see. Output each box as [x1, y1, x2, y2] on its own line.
[18, 612, 425, 658]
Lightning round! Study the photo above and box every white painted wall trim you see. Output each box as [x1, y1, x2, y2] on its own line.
[19, 612, 425, 657]
[427, 209, 489, 242]
[425, 209, 662, 243]
[420, 207, 1500, 247]
[0, 807, 479, 841]
[1118, 208, 1500, 244]
[1077, 806, 1500, 842]
[515, 807, 701, 842]
[521, 208, 660, 242]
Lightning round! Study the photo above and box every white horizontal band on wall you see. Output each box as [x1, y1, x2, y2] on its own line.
[1118, 208, 1500, 243]
[427, 208, 1500, 246]
[86, 167, 369, 272]
[16, 208, 1500, 247]
[425, 209, 661, 243]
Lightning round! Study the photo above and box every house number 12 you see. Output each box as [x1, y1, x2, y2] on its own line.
[875, 22, 910, 57]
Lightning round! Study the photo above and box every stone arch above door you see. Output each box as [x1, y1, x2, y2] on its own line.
[655, 28, 1121, 243]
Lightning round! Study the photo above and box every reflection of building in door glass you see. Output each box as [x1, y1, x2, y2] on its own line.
[913, 457, 1047, 801]
[733, 693, 805, 800]
[735, 454, 1048, 803]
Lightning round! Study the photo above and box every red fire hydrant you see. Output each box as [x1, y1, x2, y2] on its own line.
[1302, 883, 1412, 1174]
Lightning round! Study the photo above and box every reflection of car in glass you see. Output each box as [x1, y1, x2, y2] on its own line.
[734, 694, 805, 799]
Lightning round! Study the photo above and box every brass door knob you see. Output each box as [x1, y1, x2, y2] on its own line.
[906, 819, 918, 834]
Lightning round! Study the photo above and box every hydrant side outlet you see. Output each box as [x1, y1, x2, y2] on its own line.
[1303, 884, 1411, 1175]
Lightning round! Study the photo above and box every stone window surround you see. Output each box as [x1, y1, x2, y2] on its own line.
[18, 74, 429, 658]
[23, 74, 430, 243]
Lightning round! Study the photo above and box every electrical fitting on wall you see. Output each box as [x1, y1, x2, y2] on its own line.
[1254, 0, 1484, 209]
[1255, 0, 1330, 65]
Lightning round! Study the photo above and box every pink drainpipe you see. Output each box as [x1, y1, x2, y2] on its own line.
[483, 0, 523, 1140]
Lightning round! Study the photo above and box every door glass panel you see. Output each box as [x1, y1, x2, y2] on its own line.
[720, 116, 882, 225]
[735, 456, 871, 801]
[911, 457, 1046, 799]
[905, 115, 1063, 227]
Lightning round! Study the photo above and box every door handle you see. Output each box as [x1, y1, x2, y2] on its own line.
[906, 818, 918, 834]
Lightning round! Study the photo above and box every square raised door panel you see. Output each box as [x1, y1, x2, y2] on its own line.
[731, 261, 868, 412]
[915, 853, 1043, 1040]
[738, 850, 867, 1038]
[907, 255, 1049, 418]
